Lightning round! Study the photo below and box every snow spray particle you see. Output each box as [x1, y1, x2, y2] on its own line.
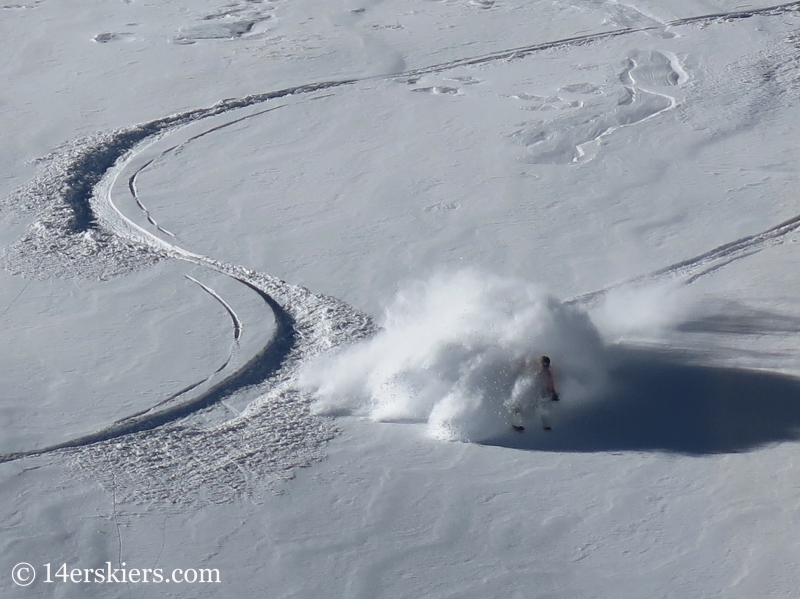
[300, 271, 606, 442]
[589, 281, 694, 343]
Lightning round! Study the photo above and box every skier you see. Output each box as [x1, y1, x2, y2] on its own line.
[507, 355, 559, 432]
[540, 355, 559, 403]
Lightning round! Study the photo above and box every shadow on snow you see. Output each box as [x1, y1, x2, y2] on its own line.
[483, 346, 800, 455]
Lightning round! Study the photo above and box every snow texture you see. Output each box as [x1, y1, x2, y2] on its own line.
[4, 0, 800, 596]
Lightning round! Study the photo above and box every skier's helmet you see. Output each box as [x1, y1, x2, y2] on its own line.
[541, 355, 551, 367]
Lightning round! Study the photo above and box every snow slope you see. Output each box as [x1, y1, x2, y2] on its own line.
[3, 0, 800, 597]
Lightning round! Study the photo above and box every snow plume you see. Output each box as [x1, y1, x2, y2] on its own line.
[589, 281, 693, 343]
[301, 271, 606, 442]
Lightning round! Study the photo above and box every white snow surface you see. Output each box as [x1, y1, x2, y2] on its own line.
[3, 0, 800, 597]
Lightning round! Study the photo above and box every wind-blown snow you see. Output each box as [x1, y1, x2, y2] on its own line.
[304, 270, 606, 441]
[589, 280, 696, 342]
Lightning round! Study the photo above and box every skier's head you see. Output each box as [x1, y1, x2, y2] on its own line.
[540, 355, 551, 367]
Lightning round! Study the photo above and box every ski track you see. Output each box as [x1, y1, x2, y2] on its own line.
[2, 1, 800, 501]
[566, 212, 800, 306]
[510, 46, 682, 165]
[128, 159, 176, 238]
[125, 101, 299, 242]
[106, 274, 245, 427]
[184, 274, 243, 341]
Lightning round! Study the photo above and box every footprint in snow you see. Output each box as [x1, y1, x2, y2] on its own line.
[412, 86, 460, 95]
[171, 19, 266, 44]
[424, 202, 460, 212]
[620, 50, 684, 87]
[92, 32, 135, 43]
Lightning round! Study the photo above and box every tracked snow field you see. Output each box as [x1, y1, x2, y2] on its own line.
[3, 0, 800, 597]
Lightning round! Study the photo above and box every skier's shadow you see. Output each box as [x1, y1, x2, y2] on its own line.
[484, 346, 800, 454]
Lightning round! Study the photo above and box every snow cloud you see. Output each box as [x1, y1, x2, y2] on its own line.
[589, 281, 694, 343]
[301, 270, 606, 442]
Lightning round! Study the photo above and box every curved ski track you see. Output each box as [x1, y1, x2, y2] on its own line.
[128, 159, 176, 237]
[1, 1, 799, 481]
